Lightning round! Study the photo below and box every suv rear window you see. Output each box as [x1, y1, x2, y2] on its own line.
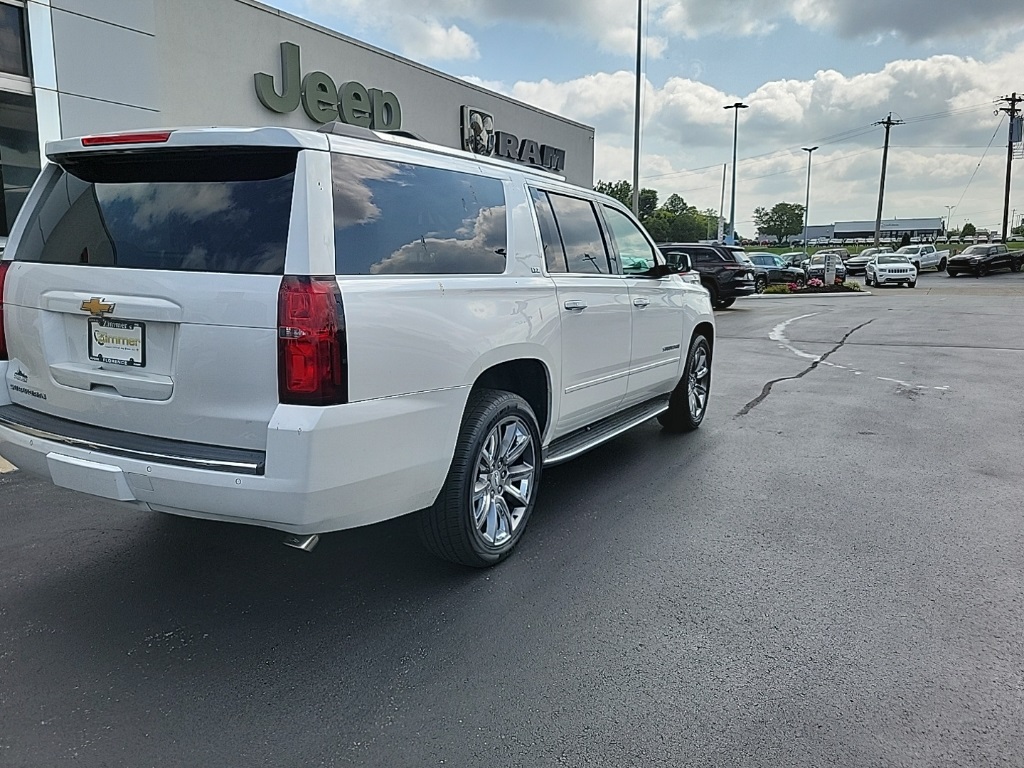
[13, 150, 297, 274]
[332, 154, 507, 275]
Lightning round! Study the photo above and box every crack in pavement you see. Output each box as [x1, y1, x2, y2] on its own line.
[735, 318, 876, 418]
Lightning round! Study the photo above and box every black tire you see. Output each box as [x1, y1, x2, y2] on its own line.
[703, 281, 719, 307]
[418, 389, 542, 567]
[716, 297, 736, 309]
[909, 280, 917, 288]
[658, 334, 712, 433]
[978, 265, 989, 277]
[913, 262, 921, 274]
[947, 270, 958, 278]
[1012, 259, 1021, 273]
[937, 258, 946, 272]
[865, 273, 873, 286]
[754, 277, 767, 294]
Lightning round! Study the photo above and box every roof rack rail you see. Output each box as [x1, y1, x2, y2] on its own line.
[316, 122, 427, 143]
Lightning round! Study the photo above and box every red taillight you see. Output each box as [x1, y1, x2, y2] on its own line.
[81, 131, 173, 146]
[277, 276, 347, 406]
[0, 261, 10, 361]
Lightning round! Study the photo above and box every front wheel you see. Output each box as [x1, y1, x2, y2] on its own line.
[754, 277, 767, 294]
[937, 258, 947, 272]
[658, 334, 712, 433]
[947, 270, 958, 278]
[716, 297, 736, 309]
[418, 389, 541, 567]
[865, 273, 873, 286]
[1012, 259, 1021, 273]
[909, 280, 917, 288]
[978, 265, 989, 277]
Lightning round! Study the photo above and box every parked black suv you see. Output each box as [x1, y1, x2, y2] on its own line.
[657, 242, 755, 309]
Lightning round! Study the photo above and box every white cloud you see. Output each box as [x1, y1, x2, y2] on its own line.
[391, 18, 479, 61]
[497, 42, 1024, 231]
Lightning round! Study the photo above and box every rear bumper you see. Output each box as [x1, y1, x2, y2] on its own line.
[0, 389, 467, 534]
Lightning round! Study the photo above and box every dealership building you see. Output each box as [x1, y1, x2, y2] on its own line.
[0, 0, 596, 237]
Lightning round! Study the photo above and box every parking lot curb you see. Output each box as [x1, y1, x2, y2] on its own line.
[0, 458, 16, 474]
[745, 291, 873, 299]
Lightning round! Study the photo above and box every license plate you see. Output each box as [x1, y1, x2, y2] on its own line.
[88, 318, 146, 367]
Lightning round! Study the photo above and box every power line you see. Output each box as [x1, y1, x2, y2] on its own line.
[951, 114, 1005, 215]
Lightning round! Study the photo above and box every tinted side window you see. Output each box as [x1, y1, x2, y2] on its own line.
[546, 193, 610, 274]
[332, 154, 507, 275]
[602, 205, 658, 273]
[694, 249, 719, 264]
[530, 188, 566, 273]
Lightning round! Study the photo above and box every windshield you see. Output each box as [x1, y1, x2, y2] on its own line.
[961, 245, 989, 255]
[896, 246, 919, 254]
[877, 255, 910, 264]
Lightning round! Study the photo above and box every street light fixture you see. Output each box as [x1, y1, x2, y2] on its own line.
[944, 205, 954, 236]
[801, 147, 818, 250]
[724, 102, 749, 244]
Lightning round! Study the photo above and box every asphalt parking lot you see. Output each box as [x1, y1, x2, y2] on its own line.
[3, 268, 1024, 767]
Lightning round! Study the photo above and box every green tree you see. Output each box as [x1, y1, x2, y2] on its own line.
[660, 194, 692, 216]
[962, 222, 977, 237]
[752, 202, 806, 244]
[594, 180, 658, 220]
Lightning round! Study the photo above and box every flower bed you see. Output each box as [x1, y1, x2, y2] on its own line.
[764, 279, 863, 295]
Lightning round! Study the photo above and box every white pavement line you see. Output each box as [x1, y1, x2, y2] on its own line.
[769, 313, 820, 362]
[0, 457, 16, 474]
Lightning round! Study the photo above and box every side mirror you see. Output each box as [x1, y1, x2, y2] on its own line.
[645, 262, 683, 278]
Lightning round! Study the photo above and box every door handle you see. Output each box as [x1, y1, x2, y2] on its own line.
[633, 297, 650, 308]
[563, 300, 588, 311]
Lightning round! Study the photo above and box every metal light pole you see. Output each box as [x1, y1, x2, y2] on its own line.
[801, 147, 818, 249]
[724, 102, 749, 245]
[630, 0, 643, 216]
[944, 205, 954, 237]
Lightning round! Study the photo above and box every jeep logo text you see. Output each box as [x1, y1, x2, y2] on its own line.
[255, 42, 402, 129]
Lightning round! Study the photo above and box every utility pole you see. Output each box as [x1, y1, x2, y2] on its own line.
[873, 113, 903, 248]
[630, 0, 643, 216]
[724, 102, 749, 245]
[717, 163, 726, 241]
[997, 92, 1020, 243]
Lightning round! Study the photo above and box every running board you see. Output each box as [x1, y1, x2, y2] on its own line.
[543, 395, 670, 466]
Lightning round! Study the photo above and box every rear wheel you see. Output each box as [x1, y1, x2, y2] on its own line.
[754, 276, 768, 294]
[658, 334, 712, 433]
[716, 297, 736, 309]
[937, 258, 947, 272]
[1012, 258, 1021, 273]
[418, 389, 541, 567]
[703, 281, 719, 307]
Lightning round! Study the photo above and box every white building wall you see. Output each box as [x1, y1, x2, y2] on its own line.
[25, 0, 596, 186]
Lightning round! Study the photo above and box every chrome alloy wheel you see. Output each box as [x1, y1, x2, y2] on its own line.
[688, 343, 711, 421]
[472, 416, 537, 547]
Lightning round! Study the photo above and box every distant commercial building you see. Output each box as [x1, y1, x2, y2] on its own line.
[0, 0, 595, 237]
[833, 218, 945, 241]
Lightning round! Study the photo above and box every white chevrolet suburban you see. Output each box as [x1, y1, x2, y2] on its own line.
[0, 124, 715, 566]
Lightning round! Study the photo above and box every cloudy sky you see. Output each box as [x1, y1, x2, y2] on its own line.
[274, 0, 1024, 235]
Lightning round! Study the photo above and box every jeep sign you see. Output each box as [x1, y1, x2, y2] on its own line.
[254, 42, 402, 129]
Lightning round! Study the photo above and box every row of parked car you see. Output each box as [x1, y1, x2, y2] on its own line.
[655, 241, 1024, 308]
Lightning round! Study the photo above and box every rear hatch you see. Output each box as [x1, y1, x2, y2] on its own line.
[2, 141, 299, 450]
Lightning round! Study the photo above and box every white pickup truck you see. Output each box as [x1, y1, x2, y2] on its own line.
[895, 244, 949, 273]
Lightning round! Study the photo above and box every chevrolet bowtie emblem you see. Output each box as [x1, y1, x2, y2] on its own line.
[81, 297, 115, 316]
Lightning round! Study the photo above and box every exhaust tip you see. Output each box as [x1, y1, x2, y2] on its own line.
[282, 533, 320, 552]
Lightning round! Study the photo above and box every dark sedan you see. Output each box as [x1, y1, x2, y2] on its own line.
[747, 252, 807, 291]
[804, 253, 847, 284]
[947, 244, 1020, 277]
